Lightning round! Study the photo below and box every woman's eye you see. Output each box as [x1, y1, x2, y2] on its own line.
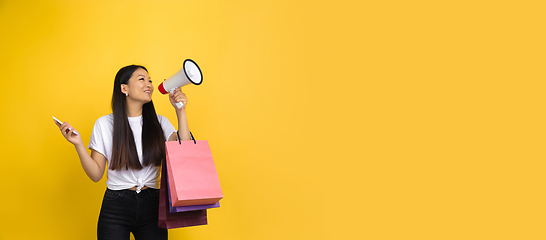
[139, 78, 145, 81]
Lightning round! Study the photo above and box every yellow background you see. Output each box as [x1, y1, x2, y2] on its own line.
[0, 0, 544, 239]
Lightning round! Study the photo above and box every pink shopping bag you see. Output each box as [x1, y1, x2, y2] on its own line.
[165, 169, 220, 213]
[158, 157, 207, 229]
[165, 140, 223, 207]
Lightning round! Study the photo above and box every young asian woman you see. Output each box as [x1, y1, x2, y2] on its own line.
[54, 65, 192, 240]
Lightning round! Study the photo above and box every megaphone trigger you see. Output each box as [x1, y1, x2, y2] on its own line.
[175, 101, 184, 109]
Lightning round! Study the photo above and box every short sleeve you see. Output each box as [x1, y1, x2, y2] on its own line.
[158, 115, 176, 141]
[88, 117, 110, 160]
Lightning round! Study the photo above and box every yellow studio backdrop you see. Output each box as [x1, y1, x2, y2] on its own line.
[0, 0, 545, 239]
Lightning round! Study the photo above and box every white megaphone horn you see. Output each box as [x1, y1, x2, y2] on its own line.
[158, 59, 203, 108]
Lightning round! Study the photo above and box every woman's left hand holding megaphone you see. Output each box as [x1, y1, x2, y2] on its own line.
[169, 87, 188, 110]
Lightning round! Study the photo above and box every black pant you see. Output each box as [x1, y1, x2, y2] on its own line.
[97, 188, 168, 240]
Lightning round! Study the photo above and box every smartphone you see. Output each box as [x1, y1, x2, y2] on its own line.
[52, 116, 79, 135]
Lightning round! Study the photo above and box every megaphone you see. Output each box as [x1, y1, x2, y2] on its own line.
[158, 59, 203, 108]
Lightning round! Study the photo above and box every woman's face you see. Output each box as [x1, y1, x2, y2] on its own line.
[122, 68, 154, 103]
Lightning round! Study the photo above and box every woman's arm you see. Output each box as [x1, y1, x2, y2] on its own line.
[169, 88, 192, 141]
[55, 120, 107, 182]
[76, 146, 107, 182]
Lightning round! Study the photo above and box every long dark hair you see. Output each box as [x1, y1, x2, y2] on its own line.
[110, 65, 166, 170]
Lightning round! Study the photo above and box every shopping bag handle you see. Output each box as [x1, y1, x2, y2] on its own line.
[177, 131, 196, 145]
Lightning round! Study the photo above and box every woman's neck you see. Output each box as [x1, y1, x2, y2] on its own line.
[126, 100, 143, 117]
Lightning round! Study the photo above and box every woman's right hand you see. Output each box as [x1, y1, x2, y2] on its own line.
[54, 120, 82, 146]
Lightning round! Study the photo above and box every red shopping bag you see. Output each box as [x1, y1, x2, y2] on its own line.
[158, 157, 207, 229]
[165, 140, 223, 207]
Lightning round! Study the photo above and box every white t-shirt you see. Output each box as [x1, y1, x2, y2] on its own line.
[88, 113, 176, 191]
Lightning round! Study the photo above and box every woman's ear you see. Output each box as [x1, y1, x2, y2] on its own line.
[121, 84, 128, 95]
